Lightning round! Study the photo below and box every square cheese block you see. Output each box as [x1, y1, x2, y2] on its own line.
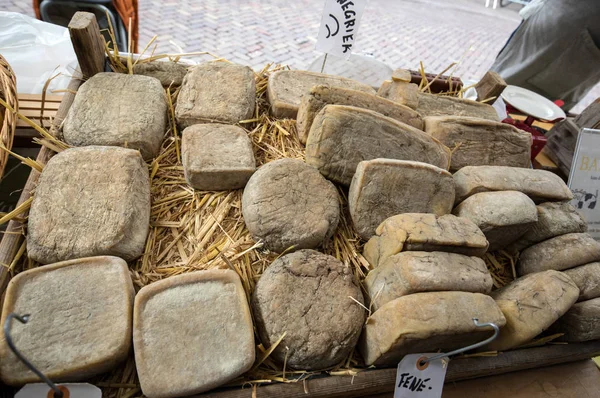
[133, 61, 188, 87]
[133, 269, 255, 397]
[175, 61, 256, 127]
[424, 116, 532, 172]
[267, 70, 375, 119]
[296, 85, 423, 144]
[377, 80, 499, 121]
[27, 146, 150, 264]
[305, 105, 451, 186]
[0, 256, 134, 385]
[349, 159, 454, 240]
[453, 166, 573, 205]
[364, 251, 493, 311]
[359, 291, 506, 366]
[182, 124, 256, 190]
[63, 72, 167, 160]
[363, 213, 489, 268]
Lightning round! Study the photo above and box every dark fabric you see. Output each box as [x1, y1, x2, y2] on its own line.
[492, 0, 600, 110]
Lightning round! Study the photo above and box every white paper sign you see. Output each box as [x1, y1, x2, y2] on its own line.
[568, 128, 600, 239]
[316, 0, 368, 57]
[394, 354, 448, 398]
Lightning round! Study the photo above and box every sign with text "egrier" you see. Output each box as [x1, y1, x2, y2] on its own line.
[316, 0, 368, 58]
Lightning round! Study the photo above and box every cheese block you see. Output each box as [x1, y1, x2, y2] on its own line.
[63, 72, 167, 160]
[306, 105, 451, 186]
[267, 70, 375, 118]
[549, 297, 600, 342]
[182, 124, 255, 190]
[424, 116, 531, 172]
[242, 158, 339, 253]
[453, 191, 538, 251]
[564, 262, 600, 302]
[363, 213, 489, 268]
[133, 270, 255, 397]
[175, 61, 255, 127]
[453, 166, 573, 205]
[349, 159, 454, 240]
[485, 270, 579, 351]
[507, 202, 587, 253]
[252, 250, 365, 370]
[517, 233, 600, 275]
[296, 85, 423, 144]
[359, 291, 506, 366]
[364, 251, 493, 311]
[378, 80, 499, 121]
[133, 60, 188, 87]
[0, 256, 134, 385]
[27, 146, 150, 264]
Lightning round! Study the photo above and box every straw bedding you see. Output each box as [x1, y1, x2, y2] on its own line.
[0, 55, 524, 396]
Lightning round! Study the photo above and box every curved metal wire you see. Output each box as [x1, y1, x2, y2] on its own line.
[421, 318, 500, 365]
[3, 313, 63, 398]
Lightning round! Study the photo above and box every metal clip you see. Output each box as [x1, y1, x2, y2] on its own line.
[4, 313, 64, 398]
[420, 318, 500, 365]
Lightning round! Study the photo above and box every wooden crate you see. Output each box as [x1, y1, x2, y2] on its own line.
[1, 11, 600, 398]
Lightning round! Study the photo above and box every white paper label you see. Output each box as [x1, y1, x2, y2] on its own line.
[568, 128, 600, 239]
[393, 354, 448, 398]
[16, 383, 101, 398]
[315, 0, 368, 57]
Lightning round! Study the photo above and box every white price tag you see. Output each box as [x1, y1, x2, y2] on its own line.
[16, 383, 101, 398]
[393, 354, 448, 398]
[316, 0, 368, 58]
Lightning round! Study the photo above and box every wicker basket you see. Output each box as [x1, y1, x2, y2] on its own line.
[0, 54, 17, 178]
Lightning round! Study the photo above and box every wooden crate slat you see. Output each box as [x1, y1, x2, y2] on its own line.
[16, 93, 63, 102]
[199, 341, 600, 398]
[18, 100, 62, 110]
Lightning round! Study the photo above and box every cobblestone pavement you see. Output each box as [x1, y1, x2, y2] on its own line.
[1, 0, 597, 112]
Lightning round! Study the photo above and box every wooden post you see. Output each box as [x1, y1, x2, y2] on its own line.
[0, 74, 83, 296]
[68, 12, 106, 79]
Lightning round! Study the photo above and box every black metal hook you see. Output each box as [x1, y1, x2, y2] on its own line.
[4, 313, 63, 398]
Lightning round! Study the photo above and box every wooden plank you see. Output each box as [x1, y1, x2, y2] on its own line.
[18, 100, 61, 111]
[442, 359, 600, 398]
[362, 360, 600, 398]
[68, 12, 106, 79]
[17, 109, 58, 118]
[0, 74, 82, 294]
[533, 151, 559, 172]
[16, 93, 62, 103]
[198, 341, 600, 398]
[509, 114, 554, 131]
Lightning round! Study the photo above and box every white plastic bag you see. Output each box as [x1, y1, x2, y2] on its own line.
[0, 12, 78, 95]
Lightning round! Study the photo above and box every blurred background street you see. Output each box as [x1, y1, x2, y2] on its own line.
[1, 0, 597, 112]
